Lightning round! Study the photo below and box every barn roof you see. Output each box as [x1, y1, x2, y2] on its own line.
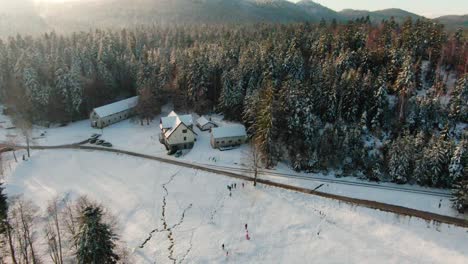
[211, 125, 247, 139]
[93, 96, 139, 118]
[160, 112, 193, 130]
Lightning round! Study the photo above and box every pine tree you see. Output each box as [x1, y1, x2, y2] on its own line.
[388, 136, 413, 184]
[75, 206, 119, 264]
[415, 137, 452, 187]
[371, 78, 389, 131]
[449, 74, 468, 123]
[55, 67, 82, 122]
[254, 80, 276, 167]
[395, 55, 416, 122]
[452, 180, 468, 213]
[450, 141, 467, 183]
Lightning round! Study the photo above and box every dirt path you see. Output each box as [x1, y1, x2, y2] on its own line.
[6, 143, 468, 229]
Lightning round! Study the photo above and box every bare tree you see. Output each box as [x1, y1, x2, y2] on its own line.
[61, 195, 81, 251]
[44, 197, 64, 264]
[7, 196, 39, 264]
[15, 118, 32, 158]
[244, 141, 262, 187]
[3, 219, 19, 264]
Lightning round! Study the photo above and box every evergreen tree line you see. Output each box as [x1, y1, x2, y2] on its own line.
[0, 184, 126, 264]
[0, 19, 466, 200]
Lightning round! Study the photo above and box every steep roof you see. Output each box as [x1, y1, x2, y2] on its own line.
[165, 120, 197, 139]
[93, 96, 139, 118]
[212, 125, 247, 139]
[160, 112, 193, 130]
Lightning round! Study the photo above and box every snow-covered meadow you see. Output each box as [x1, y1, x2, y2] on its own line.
[0, 150, 468, 263]
[3, 149, 468, 263]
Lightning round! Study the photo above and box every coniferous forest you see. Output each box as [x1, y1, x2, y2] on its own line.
[0, 19, 467, 207]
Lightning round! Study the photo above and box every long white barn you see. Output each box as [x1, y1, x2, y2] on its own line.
[210, 125, 247, 149]
[90, 96, 139, 129]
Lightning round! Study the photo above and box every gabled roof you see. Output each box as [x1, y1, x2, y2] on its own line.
[196, 116, 215, 127]
[93, 96, 139, 118]
[211, 125, 247, 139]
[160, 111, 193, 130]
[165, 120, 197, 139]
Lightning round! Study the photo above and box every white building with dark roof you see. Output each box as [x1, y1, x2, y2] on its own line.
[90, 96, 138, 128]
[159, 111, 196, 151]
[196, 116, 217, 131]
[210, 125, 247, 149]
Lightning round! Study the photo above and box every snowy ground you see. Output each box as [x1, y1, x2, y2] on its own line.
[0, 107, 464, 219]
[3, 149, 468, 264]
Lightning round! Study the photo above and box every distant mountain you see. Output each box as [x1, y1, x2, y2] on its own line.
[434, 15, 468, 30]
[339, 8, 422, 24]
[38, 0, 317, 31]
[0, 0, 465, 37]
[296, 0, 340, 20]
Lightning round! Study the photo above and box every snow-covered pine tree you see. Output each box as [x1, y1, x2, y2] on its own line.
[55, 66, 82, 122]
[75, 206, 119, 264]
[254, 80, 276, 167]
[449, 74, 468, 123]
[219, 69, 245, 120]
[284, 39, 305, 81]
[371, 77, 389, 131]
[449, 141, 467, 183]
[452, 180, 468, 213]
[388, 136, 413, 184]
[415, 137, 452, 187]
[395, 55, 417, 122]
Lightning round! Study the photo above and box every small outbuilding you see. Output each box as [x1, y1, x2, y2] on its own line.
[159, 111, 197, 151]
[210, 125, 247, 149]
[196, 116, 217, 131]
[90, 96, 139, 129]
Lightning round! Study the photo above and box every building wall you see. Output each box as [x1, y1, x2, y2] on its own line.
[90, 108, 134, 129]
[211, 135, 246, 148]
[166, 124, 196, 147]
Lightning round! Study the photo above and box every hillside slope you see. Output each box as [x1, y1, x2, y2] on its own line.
[339, 8, 422, 24]
[435, 15, 468, 30]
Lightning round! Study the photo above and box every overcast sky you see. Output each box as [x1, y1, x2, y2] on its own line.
[289, 0, 468, 17]
[31, 0, 468, 18]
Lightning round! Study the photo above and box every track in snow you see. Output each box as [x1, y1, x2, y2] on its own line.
[201, 163, 452, 198]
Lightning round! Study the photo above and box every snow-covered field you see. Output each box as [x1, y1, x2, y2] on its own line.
[0, 107, 464, 219]
[4, 150, 468, 264]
